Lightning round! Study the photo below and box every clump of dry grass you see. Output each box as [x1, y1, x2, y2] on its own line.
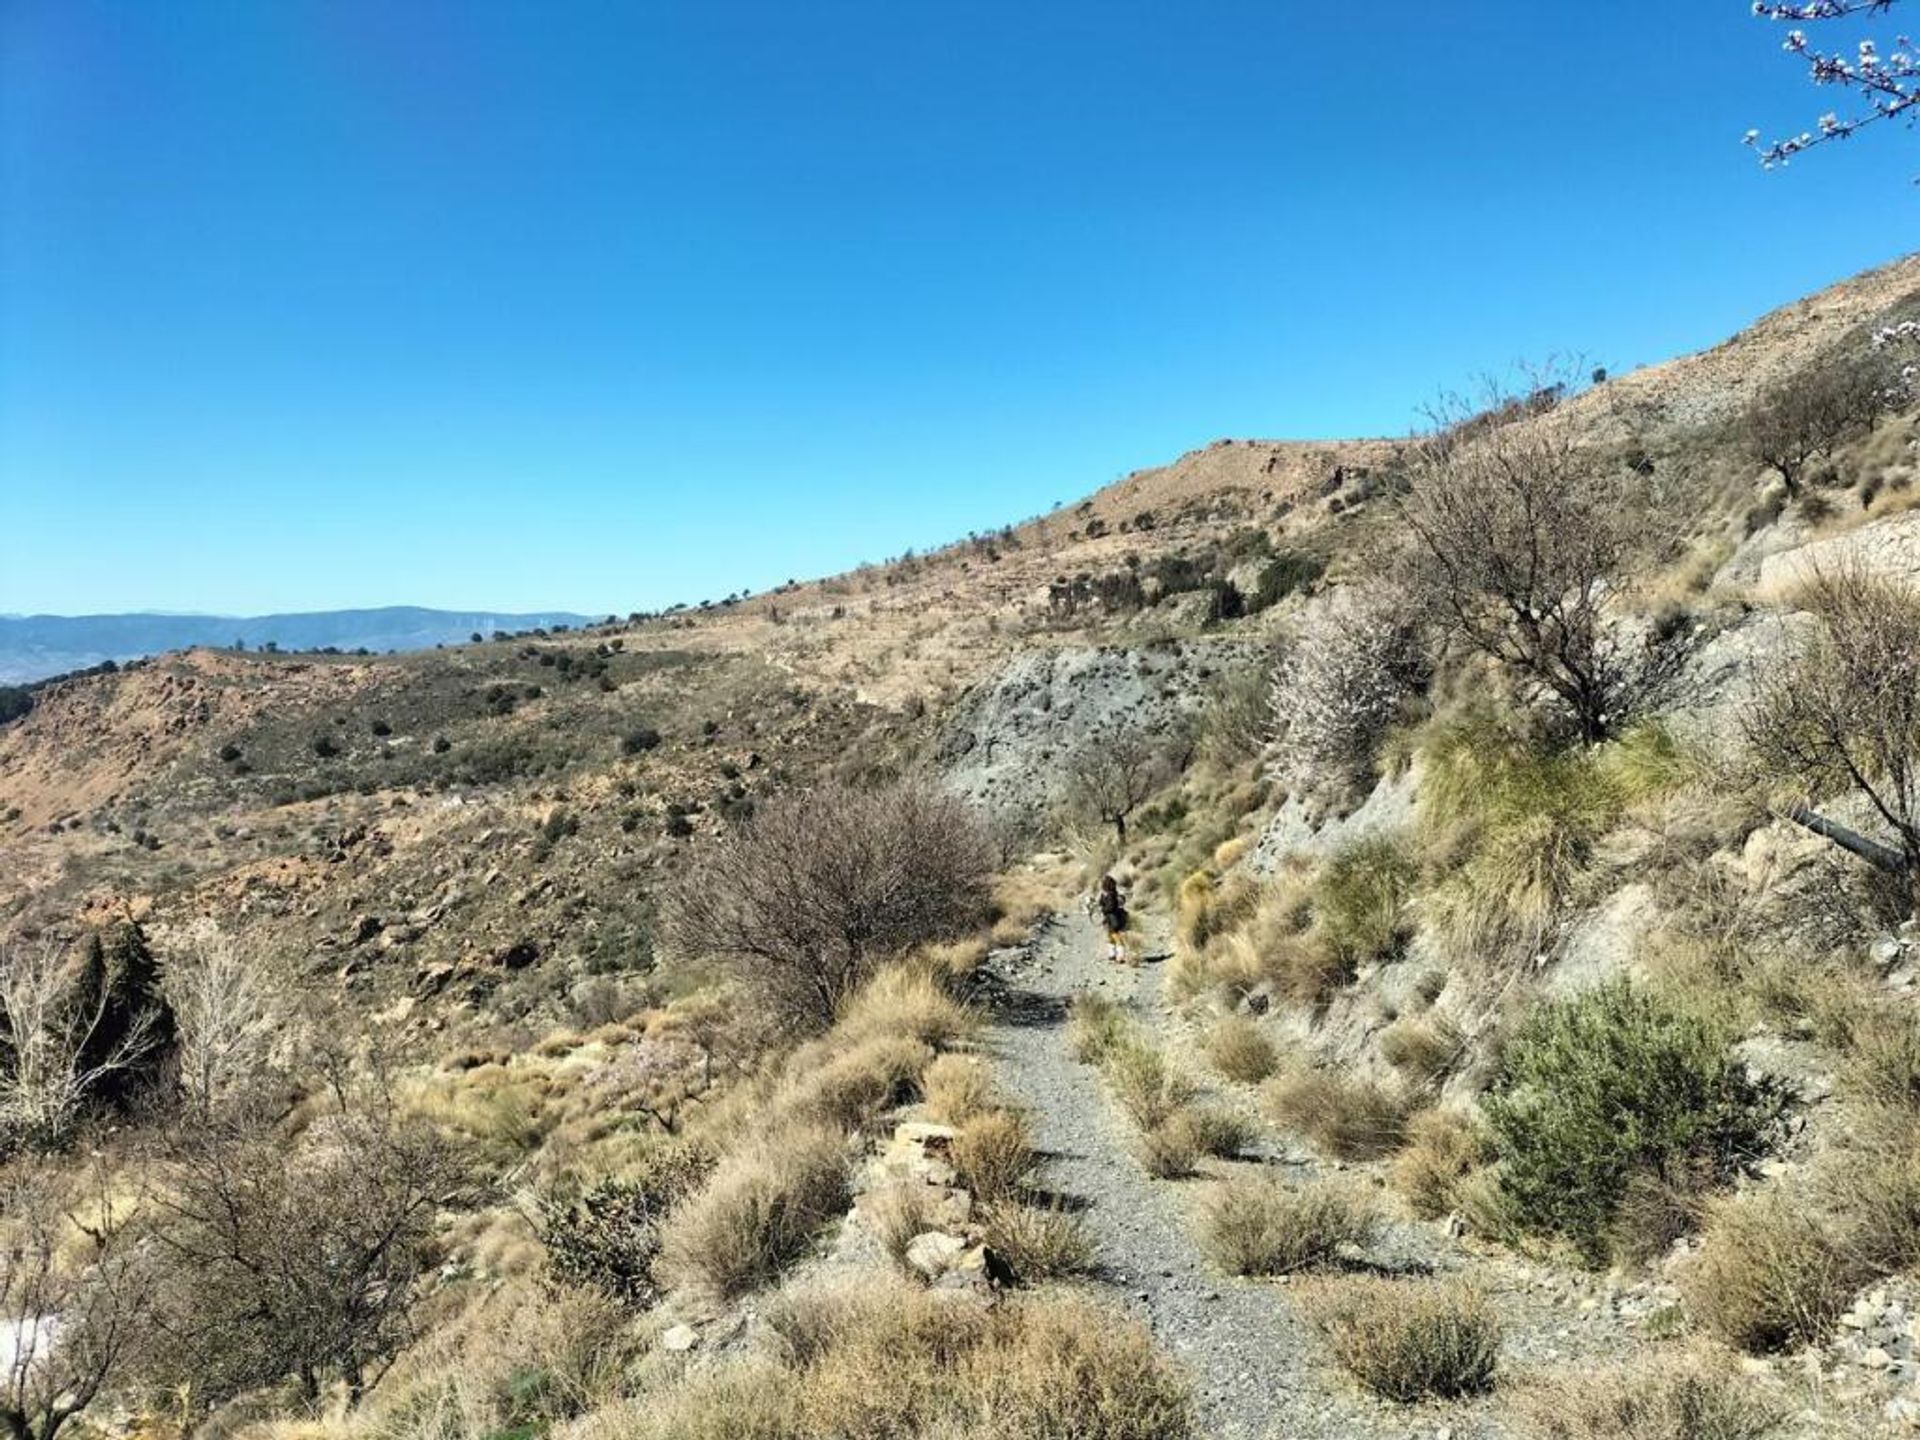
[838, 966, 975, 1050]
[583, 1280, 1192, 1440]
[781, 1034, 932, 1133]
[1264, 1067, 1411, 1160]
[1136, 1112, 1205, 1179]
[952, 1109, 1035, 1203]
[1300, 1276, 1500, 1402]
[1378, 1013, 1464, 1089]
[922, 1052, 998, 1126]
[1107, 1040, 1199, 1131]
[656, 1125, 851, 1300]
[864, 1181, 943, 1275]
[1512, 1352, 1782, 1440]
[1205, 1016, 1279, 1083]
[1196, 1174, 1379, 1276]
[1392, 1107, 1486, 1220]
[1681, 1185, 1861, 1353]
[983, 1197, 1096, 1281]
[1067, 992, 1130, 1064]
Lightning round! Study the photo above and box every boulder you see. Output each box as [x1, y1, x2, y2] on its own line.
[660, 1323, 700, 1353]
[1758, 512, 1920, 600]
[905, 1230, 970, 1280]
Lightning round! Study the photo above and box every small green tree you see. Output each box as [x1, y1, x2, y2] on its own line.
[1484, 980, 1784, 1262]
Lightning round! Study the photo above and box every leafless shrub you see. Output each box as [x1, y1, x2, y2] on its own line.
[1, 1161, 157, 1440]
[145, 1066, 471, 1410]
[1399, 384, 1681, 742]
[1748, 565, 1920, 889]
[1064, 728, 1172, 844]
[662, 780, 993, 1030]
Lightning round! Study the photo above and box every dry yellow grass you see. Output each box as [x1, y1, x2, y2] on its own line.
[1392, 1107, 1485, 1220]
[1511, 1351, 1781, 1440]
[1263, 1067, 1411, 1160]
[1300, 1275, 1500, 1402]
[1205, 1015, 1280, 1084]
[951, 1108, 1035, 1202]
[568, 1279, 1192, 1440]
[656, 1124, 851, 1301]
[1195, 1173, 1379, 1276]
[921, 1052, 998, 1125]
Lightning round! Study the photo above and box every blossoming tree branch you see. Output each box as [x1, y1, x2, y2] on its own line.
[1747, 1, 1918, 165]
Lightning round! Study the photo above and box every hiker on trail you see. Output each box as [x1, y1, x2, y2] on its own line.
[1096, 874, 1131, 965]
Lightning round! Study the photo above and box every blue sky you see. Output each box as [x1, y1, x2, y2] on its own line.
[3, 2, 1917, 617]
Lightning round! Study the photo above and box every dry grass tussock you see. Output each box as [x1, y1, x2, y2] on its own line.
[1300, 1275, 1500, 1402]
[951, 1108, 1035, 1202]
[340, 1281, 650, 1440]
[921, 1052, 998, 1125]
[779, 1034, 932, 1134]
[836, 965, 975, 1050]
[1392, 1107, 1487, 1220]
[567, 1278, 1193, 1440]
[1264, 1065, 1412, 1160]
[981, 1196, 1097, 1281]
[655, 1123, 852, 1301]
[1510, 1351, 1782, 1440]
[1196, 1173, 1380, 1276]
[1205, 1015, 1279, 1083]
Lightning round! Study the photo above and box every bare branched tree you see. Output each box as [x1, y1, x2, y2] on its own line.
[146, 1062, 469, 1412]
[0, 942, 160, 1152]
[1748, 564, 1920, 889]
[662, 780, 993, 1029]
[1398, 385, 1679, 743]
[160, 929, 285, 1124]
[1742, 352, 1891, 495]
[1, 1161, 156, 1440]
[1064, 728, 1171, 844]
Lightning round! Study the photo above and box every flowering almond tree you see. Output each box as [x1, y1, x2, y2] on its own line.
[1747, 3, 1918, 167]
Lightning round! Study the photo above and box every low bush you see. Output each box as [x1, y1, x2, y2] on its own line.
[1300, 1276, 1499, 1402]
[1205, 1016, 1279, 1083]
[1263, 1067, 1411, 1160]
[1196, 1174, 1379, 1276]
[657, 1125, 851, 1300]
[1483, 980, 1785, 1263]
[537, 1140, 715, 1304]
[1514, 1353, 1781, 1440]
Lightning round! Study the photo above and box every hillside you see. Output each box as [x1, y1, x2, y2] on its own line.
[5, 252, 1920, 1440]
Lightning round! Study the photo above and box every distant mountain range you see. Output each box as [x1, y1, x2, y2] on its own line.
[0, 606, 598, 684]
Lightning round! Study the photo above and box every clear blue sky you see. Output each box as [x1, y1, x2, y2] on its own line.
[3, 2, 1916, 617]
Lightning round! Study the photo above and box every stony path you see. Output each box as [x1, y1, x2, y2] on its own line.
[984, 909, 1401, 1440]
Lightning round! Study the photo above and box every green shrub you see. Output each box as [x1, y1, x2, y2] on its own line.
[536, 1141, 714, 1305]
[1315, 837, 1418, 967]
[1484, 980, 1785, 1262]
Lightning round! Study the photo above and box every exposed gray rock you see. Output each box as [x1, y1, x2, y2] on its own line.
[935, 641, 1251, 838]
[1758, 511, 1920, 598]
[1249, 762, 1421, 876]
[1661, 609, 1815, 754]
[1547, 883, 1658, 995]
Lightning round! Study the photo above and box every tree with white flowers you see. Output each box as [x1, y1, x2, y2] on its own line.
[1747, 3, 1918, 167]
